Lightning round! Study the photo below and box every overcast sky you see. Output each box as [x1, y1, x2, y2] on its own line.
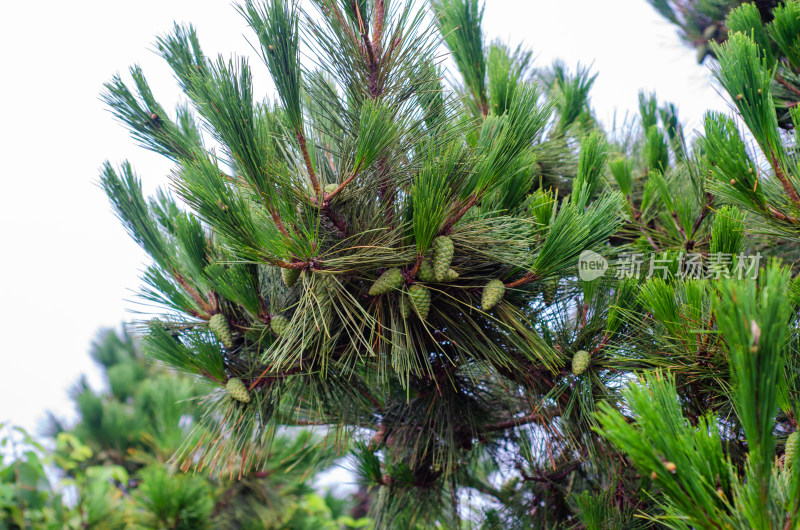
[0, 0, 730, 434]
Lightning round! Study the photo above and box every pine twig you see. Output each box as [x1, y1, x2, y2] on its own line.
[689, 201, 713, 240]
[775, 72, 800, 99]
[273, 260, 312, 270]
[373, 0, 386, 55]
[354, 1, 381, 98]
[504, 272, 538, 289]
[295, 127, 322, 198]
[768, 204, 800, 224]
[441, 194, 479, 235]
[325, 166, 362, 201]
[768, 148, 800, 206]
[408, 254, 424, 279]
[174, 271, 213, 315]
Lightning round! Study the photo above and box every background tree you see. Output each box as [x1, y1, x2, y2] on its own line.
[1, 329, 367, 529]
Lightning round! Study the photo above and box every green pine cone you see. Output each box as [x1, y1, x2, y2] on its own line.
[787, 431, 798, 470]
[369, 268, 404, 296]
[432, 236, 454, 280]
[481, 279, 505, 311]
[314, 273, 336, 296]
[209, 313, 234, 348]
[409, 284, 431, 320]
[499, 477, 520, 499]
[271, 315, 290, 337]
[281, 267, 301, 288]
[418, 260, 435, 282]
[399, 292, 412, 318]
[542, 281, 558, 305]
[325, 183, 338, 195]
[572, 350, 591, 375]
[441, 268, 459, 282]
[226, 378, 251, 403]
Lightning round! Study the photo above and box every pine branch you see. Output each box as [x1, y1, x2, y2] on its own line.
[440, 194, 479, 235]
[294, 127, 323, 198]
[373, 0, 386, 54]
[504, 272, 538, 289]
[768, 148, 800, 206]
[481, 406, 558, 432]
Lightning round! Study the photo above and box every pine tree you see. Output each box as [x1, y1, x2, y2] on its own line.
[98, 0, 800, 527]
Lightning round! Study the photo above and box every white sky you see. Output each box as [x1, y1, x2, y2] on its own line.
[0, 0, 730, 434]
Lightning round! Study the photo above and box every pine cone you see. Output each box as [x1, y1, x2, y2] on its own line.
[542, 281, 558, 305]
[325, 183, 338, 195]
[572, 350, 591, 375]
[209, 313, 234, 348]
[441, 268, 459, 282]
[499, 477, 520, 499]
[432, 236, 454, 280]
[271, 314, 290, 337]
[226, 378, 251, 403]
[369, 268, 404, 296]
[281, 267, 301, 287]
[481, 279, 505, 311]
[418, 259, 435, 282]
[399, 292, 411, 318]
[314, 273, 337, 296]
[409, 284, 431, 320]
[787, 431, 798, 470]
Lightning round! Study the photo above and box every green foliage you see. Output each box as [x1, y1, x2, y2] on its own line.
[550, 61, 597, 135]
[432, 0, 487, 114]
[240, 0, 303, 130]
[597, 371, 736, 528]
[93, 0, 800, 527]
[487, 42, 532, 116]
[710, 205, 746, 255]
[572, 131, 608, 208]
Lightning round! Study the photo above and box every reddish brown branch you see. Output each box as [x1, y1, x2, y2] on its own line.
[671, 211, 687, 239]
[323, 1, 359, 47]
[504, 272, 538, 289]
[174, 272, 213, 315]
[295, 128, 322, 198]
[408, 254, 424, 280]
[642, 229, 663, 252]
[768, 204, 800, 224]
[690, 201, 712, 239]
[373, 0, 385, 55]
[325, 167, 361, 201]
[441, 194, 479, 235]
[273, 260, 311, 270]
[360, 31, 377, 69]
[479, 96, 489, 117]
[268, 207, 291, 238]
[775, 72, 800, 99]
[769, 149, 800, 206]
